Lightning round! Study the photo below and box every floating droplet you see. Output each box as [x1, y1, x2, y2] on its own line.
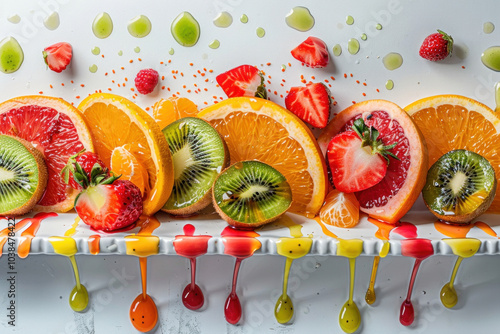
[89, 64, 98, 73]
[481, 46, 500, 71]
[168, 48, 174, 55]
[92, 12, 113, 39]
[213, 12, 233, 28]
[346, 15, 354, 25]
[484, 22, 495, 34]
[285, 6, 315, 32]
[118, 50, 123, 56]
[0, 37, 24, 74]
[385, 80, 394, 90]
[171, 12, 200, 47]
[375, 23, 382, 30]
[333, 44, 342, 56]
[128, 15, 152, 38]
[382, 52, 403, 70]
[256, 27, 266, 38]
[44, 12, 60, 30]
[91, 46, 100, 55]
[7, 14, 21, 24]
[347, 38, 360, 55]
[209, 39, 220, 49]
[361, 33, 367, 41]
[134, 46, 141, 53]
[240, 14, 248, 24]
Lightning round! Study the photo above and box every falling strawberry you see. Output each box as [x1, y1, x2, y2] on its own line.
[216, 64, 267, 99]
[43, 42, 72, 72]
[285, 82, 331, 128]
[291, 36, 329, 68]
[61, 150, 109, 191]
[419, 30, 453, 61]
[327, 118, 399, 193]
[72, 161, 143, 232]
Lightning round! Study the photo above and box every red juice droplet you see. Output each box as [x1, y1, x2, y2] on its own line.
[183, 223, 196, 236]
[225, 292, 242, 325]
[393, 222, 417, 239]
[400, 299, 414, 326]
[182, 281, 204, 310]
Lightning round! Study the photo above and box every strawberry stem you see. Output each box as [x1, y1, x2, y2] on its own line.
[352, 118, 400, 164]
[437, 29, 453, 55]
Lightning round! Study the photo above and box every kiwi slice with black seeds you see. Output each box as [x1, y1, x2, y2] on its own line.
[422, 149, 496, 224]
[161, 117, 228, 215]
[213, 160, 292, 228]
[0, 135, 48, 216]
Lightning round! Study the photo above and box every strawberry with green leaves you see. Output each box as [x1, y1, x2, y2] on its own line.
[327, 118, 399, 193]
[61, 150, 109, 191]
[43, 42, 73, 73]
[216, 65, 267, 99]
[419, 30, 453, 61]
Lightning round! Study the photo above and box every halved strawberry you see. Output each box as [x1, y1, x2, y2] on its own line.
[327, 118, 399, 193]
[61, 150, 109, 191]
[291, 37, 329, 68]
[43, 42, 72, 73]
[285, 82, 331, 128]
[216, 65, 267, 99]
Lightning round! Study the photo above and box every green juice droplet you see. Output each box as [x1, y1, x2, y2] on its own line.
[44, 12, 60, 30]
[209, 40, 220, 49]
[240, 14, 248, 24]
[481, 46, 500, 71]
[134, 46, 141, 53]
[91, 46, 100, 55]
[213, 12, 233, 28]
[484, 22, 495, 34]
[0, 37, 24, 74]
[376, 23, 382, 30]
[382, 52, 403, 70]
[171, 12, 200, 47]
[347, 38, 360, 55]
[93, 12, 113, 39]
[7, 15, 21, 24]
[128, 15, 152, 38]
[361, 33, 367, 41]
[333, 44, 342, 56]
[385, 79, 394, 90]
[346, 15, 354, 25]
[89, 64, 98, 73]
[118, 50, 123, 56]
[285, 6, 315, 32]
[168, 48, 174, 55]
[256, 27, 265, 38]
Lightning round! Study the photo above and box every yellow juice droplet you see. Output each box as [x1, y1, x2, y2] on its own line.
[365, 255, 380, 305]
[361, 33, 367, 41]
[256, 27, 266, 38]
[285, 6, 315, 32]
[64, 217, 81, 237]
[240, 14, 248, 24]
[346, 15, 354, 25]
[275, 257, 294, 324]
[337, 239, 363, 258]
[339, 258, 361, 333]
[124, 235, 160, 257]
[375, 23, 382, 30]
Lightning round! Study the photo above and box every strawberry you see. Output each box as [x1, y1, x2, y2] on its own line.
[419, 30, 453, 61]
[73, 163, 143, 232]
[135, 68, 159, 94]
[43, 42, 72, 73]
[327, 118, 399, 193]
[61, 150, 109, 191]
[216, 65, 267, 99]
[291, 36, 329, 68]
[285, 82, 331, 128]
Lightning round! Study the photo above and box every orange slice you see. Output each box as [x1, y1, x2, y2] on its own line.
[198, 97, 328, 216]
[319, 189, 360, 228]
[406, 94, 500, 212]
[152, 96, 199, 130]
[78, 93, 174, 215]
[110, 144, 149, 196]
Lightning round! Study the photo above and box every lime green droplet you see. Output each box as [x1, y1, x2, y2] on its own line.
[347, 38, 360, 55]
[0, 37, 24, 74]
[482, 46, 500, 71]
[134, 46, 141, 53]
[7, 15, 21, 24]
[209, 39, 220, 49]
[127, 15, 152, 38]
[383, 52, 403, 70]
[213, 12, 233, 28]
[375, 23, 382, 30]
[118, 50, 123, 56]
[168, 48, 174, 55]
[240, 14, 248, 24]
[91, 46, 100, 55]
[275, 295, 294, 324]
[484, 22, 495, 34]
[346, 15, 354, 25]
[385, 80, 394, 90]
[89, 64, 98, 73]
[44, 12, 60, 30]
[333, 44, 342, 56]
[361, 33, 367, 41]
[285, 6, 315, 32]
[171, 12, 200, 47]
[92, 12, 113, 39]
[256, 27, 265, 38]
[69, 285, 89, 312]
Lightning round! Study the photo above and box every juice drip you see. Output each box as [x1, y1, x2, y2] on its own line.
[434, 220, 497, 238]
[88, 235, 101, 255]
[313, 216, 339, 239]
[365, 255, 380, 305]
[393, 222, 417, 238]
[174, 224, 211, 310]
[474, 221, 497, 237]
[399, 239, 434, 326]
[65, 216, 80, 237]
[130, 257, 158, 332]
[275, 257, 294, 324]
[49, 236, 88, 312]
[0, 212, 57, 258]
[367, 217, 396, 240]
[222, 226, 261, 324]
[440, 238, 481, 308]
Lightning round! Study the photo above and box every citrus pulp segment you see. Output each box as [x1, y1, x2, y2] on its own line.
[405, 94, 500, 212]
[0, 95, 93, 212]
[197, 97, 328, 216]
[152, 96, 199, 130]
[78, 93, 174, 215]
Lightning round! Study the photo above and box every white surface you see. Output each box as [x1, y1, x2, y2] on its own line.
[1, 0, 500, 333]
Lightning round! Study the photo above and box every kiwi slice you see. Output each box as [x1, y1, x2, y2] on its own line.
[0, 135, 48, 216]
[422, 149, 497, 224]
[161, 117, 228, 215]
[213, 160, 292, 228]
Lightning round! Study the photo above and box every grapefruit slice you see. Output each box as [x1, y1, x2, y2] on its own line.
[405, 95, 500, 212]
[0, 96, 93, 212]
[318, 100, 427, 224]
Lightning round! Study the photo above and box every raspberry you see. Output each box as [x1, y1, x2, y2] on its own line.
[134, 68, 159, 94]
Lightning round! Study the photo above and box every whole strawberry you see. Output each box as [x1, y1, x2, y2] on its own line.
[419, 30, 453, 61]
[72, 162, 143, 232]
[135, 68, 159, 94]
[61, 150, 109, 190]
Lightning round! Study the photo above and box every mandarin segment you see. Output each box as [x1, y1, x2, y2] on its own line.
[153, 96, 199, 130]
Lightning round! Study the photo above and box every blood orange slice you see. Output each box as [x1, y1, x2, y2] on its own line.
[0, 96, 93, 212]
[318, 100, 427, 224]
